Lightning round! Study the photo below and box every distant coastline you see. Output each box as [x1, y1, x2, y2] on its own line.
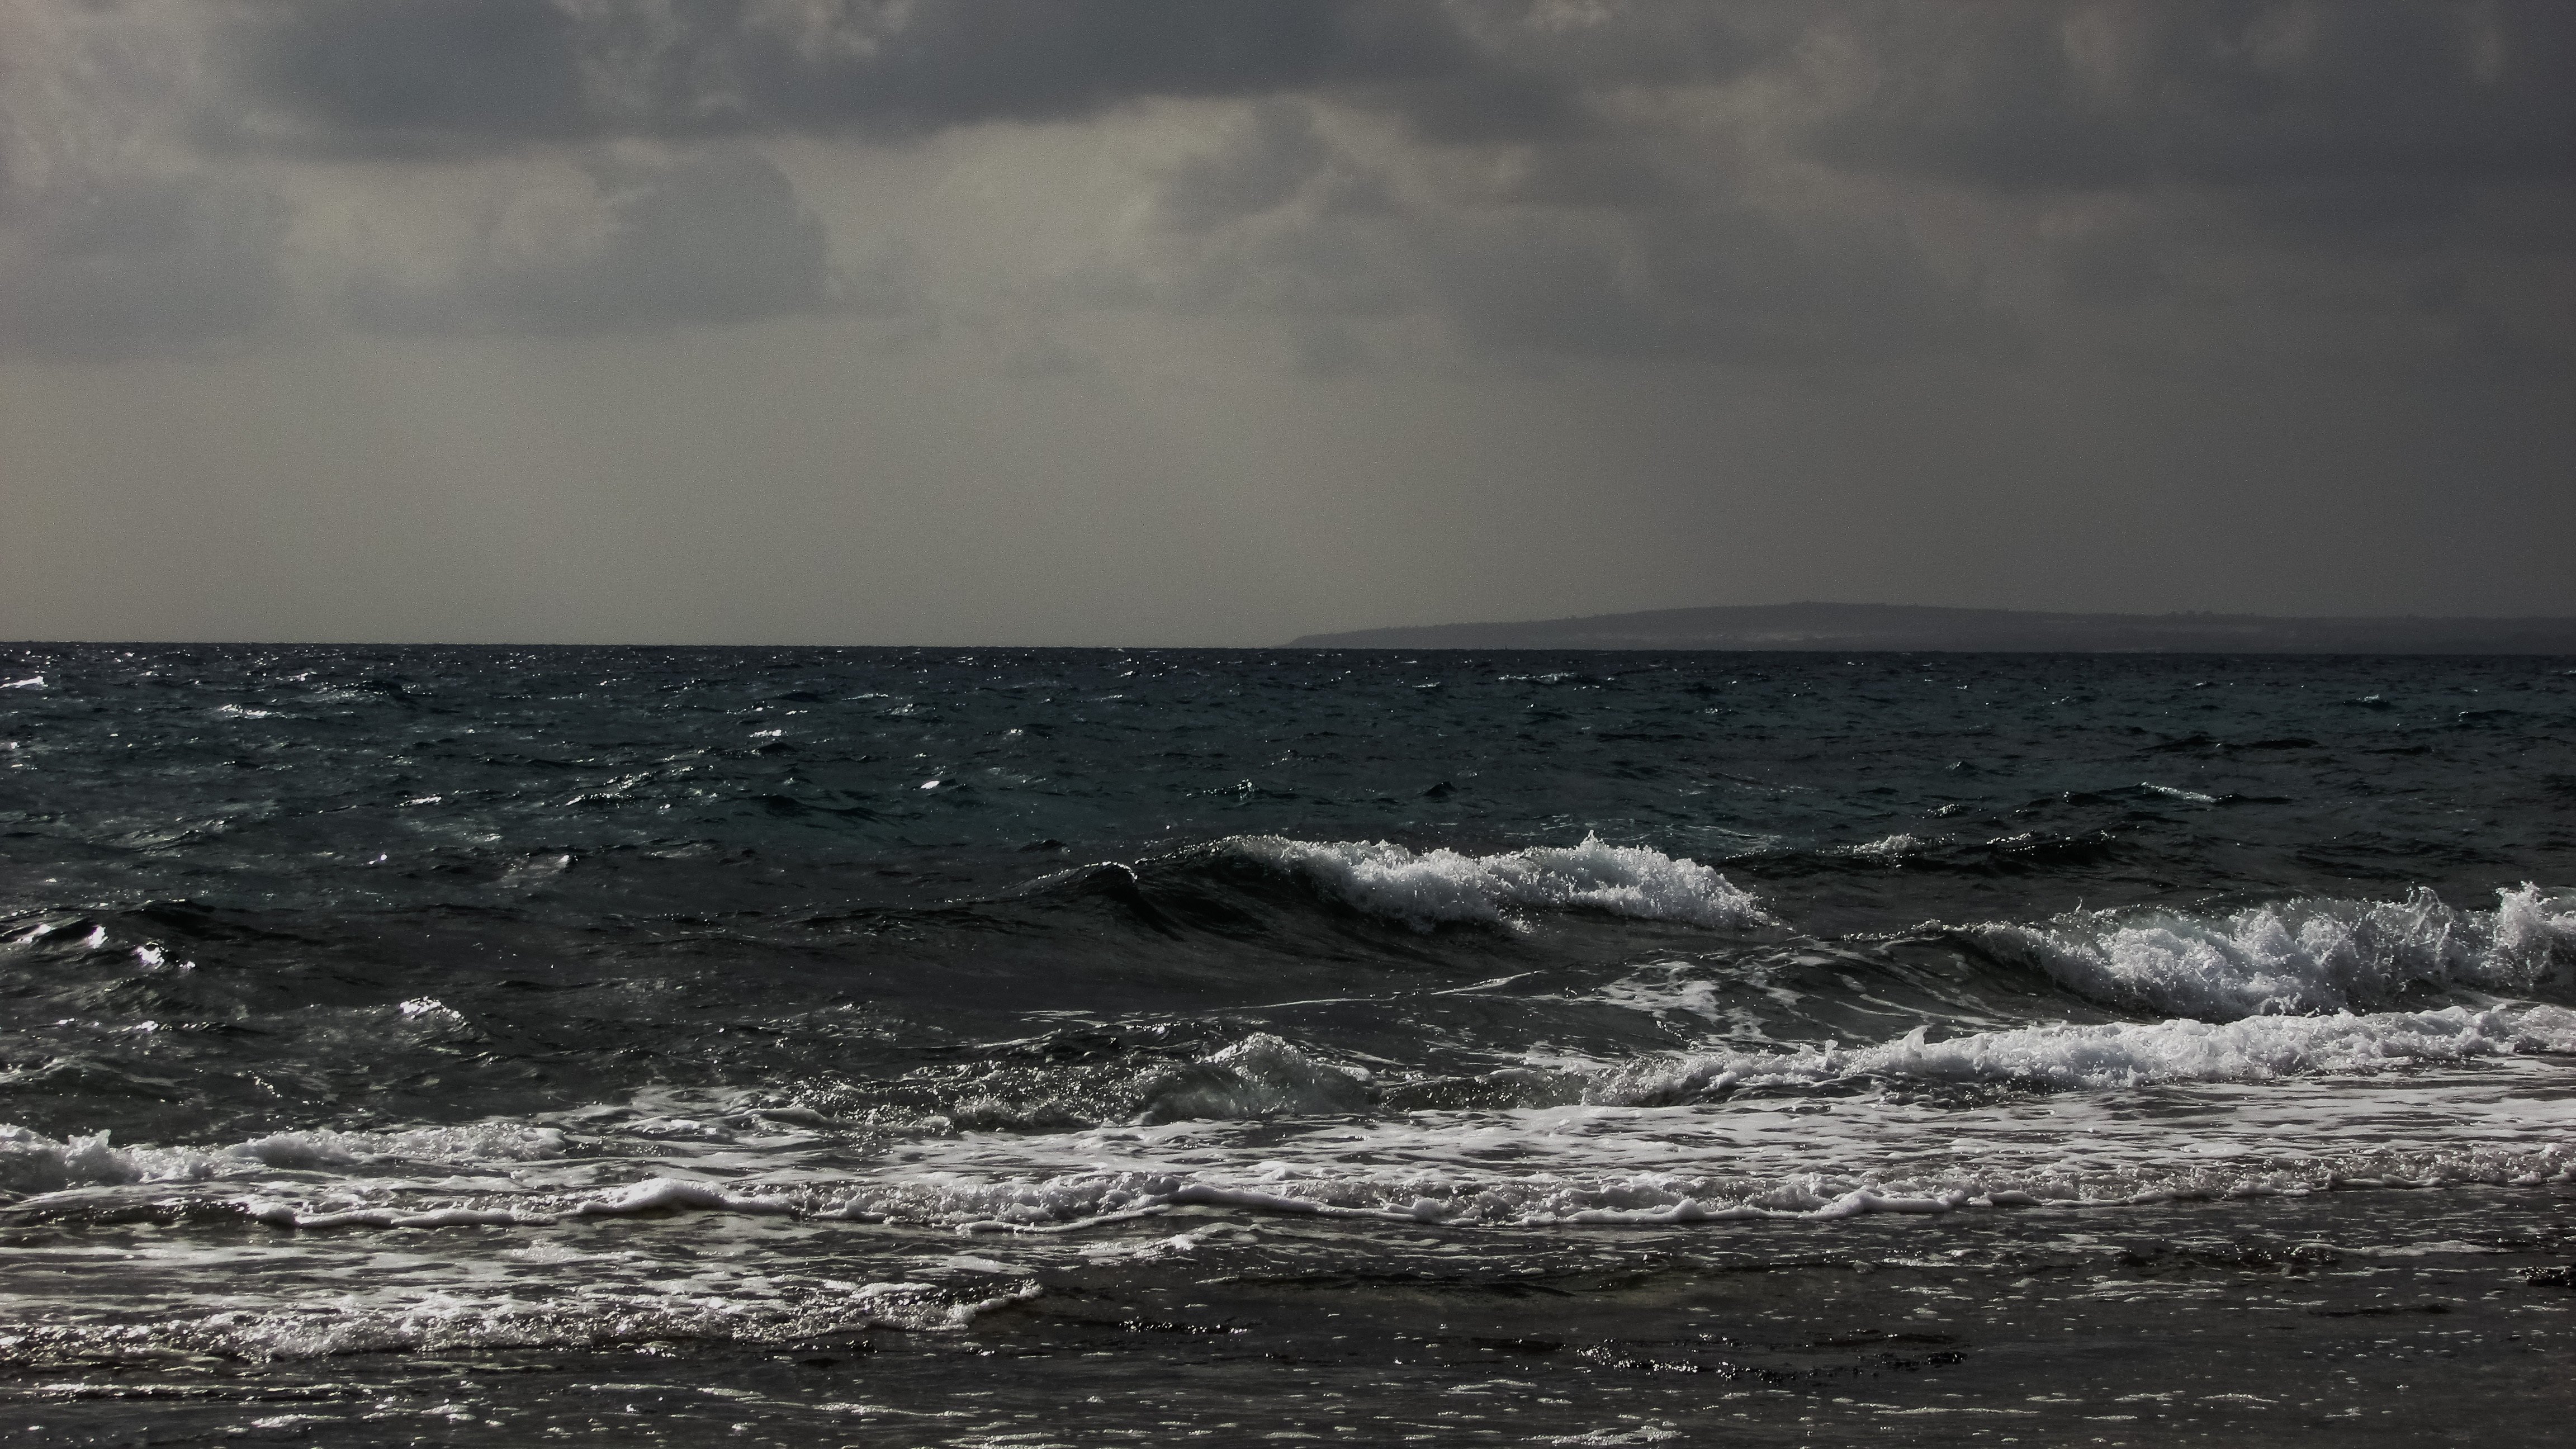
[1289, 602, 2576, 654]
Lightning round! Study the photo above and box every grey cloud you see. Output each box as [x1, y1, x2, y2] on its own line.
[1115, 179, 2005, 365]
[1436, 208, 2009, 365]
[209, 2, 2574, 227]
[1362, 1, 1783, 141]
[1809, 1, 2576, 201]
[233, 0, 589, 151]
[1368, 63, 1588, 145]
[216, 0, 1485, 154]
[17, 0, 2564, 369]
[195, 2, 2576, 213]
[343, 151, 843, 334]
[205, 1, 1823, 159]
[1115, 72, 2000, 366]
[2050, 226, 2172, 307]
[1786, 2, 2574, 370]
[1158, 102, 1330, 233]
[1291, 321, 1368, 377]
[1448, 2, 1771, 86]
[0, 2, 289, 359]
[0, 173, 288, 361]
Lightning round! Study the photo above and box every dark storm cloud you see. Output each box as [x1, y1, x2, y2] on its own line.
[1105, 64, 2003, 364]
[1778, 2, 2573, 368]
[7, 1, 2564, 361]
[205, 1, 1821, 160]
[234, 0, 592, 149]
[1809, 1, 2576, 200]
[210, 1, 2576, 203]
[342, 151, 846, 334]
[0, 173, 287, 361]
[214, 0, 1491, 154]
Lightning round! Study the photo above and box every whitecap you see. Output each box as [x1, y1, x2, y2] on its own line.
[1964, 884, 2576, 1017]
[1225, 834, 1766, 931]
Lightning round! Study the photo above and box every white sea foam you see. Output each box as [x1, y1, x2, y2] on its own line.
[0, 1273, 1022, 1365]
[1966, 885, 2576, 1018]
[56, 1052, 2576, 1368]
[825, 1052, 2576, 1230]
[12, 1002, 2568, 1247]
[396, 996, 464, 1022]
[1578, 1004, 2576, 1105]
[0, 1121, 567, 1195]
[88, 1087, 2576, 1242]
[1228, 834, 1765, 930]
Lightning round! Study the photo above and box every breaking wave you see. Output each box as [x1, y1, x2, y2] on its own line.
[1224, 834, 1766, 931]
[1578, 1003, 2576, 1105]
[0, 1121, 568, 1196]
[1964, 884, 2576, 1018]
[10, 1003, 2571, 1242]
[1133, 1032, 1373, 1123]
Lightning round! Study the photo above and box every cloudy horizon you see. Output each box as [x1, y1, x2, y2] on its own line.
[4, 1, 2570, 646]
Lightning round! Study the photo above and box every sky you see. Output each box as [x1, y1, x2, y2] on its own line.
[2, 1, 2570, 646]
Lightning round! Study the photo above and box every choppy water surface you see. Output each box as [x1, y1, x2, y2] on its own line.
[3, 646, 2573, 1443]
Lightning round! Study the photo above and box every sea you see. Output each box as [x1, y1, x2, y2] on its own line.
[2, 645, 2572, 1446]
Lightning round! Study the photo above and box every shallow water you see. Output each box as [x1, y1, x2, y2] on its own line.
[3, 646, 2573, 1442]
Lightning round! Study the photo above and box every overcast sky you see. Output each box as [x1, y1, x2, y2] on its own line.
[3, 1, 2569, 645]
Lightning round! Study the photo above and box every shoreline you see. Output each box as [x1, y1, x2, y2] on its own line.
[10, 1186, 2574, 1445]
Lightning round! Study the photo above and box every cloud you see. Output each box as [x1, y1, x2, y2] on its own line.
[1777, 2, 2576, 369]
[1158, 101, 1333, 233]
[0, 173, 289, 361]
[1807, 1, 2576, 201]
[4, 2, 2572, 648]
[0, 0, 2563, 366]
[229, 0, 590, 153]
[1093, 79, 2007, 366]
[0, 2, 290, 359]
[1431, 206, 2010, 364]
[206, 1, 1824, 159]
[340, 150, 848, 334]
[214, 0, 1483, 154]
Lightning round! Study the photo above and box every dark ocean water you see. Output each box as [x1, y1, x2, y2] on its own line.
[4, 646, 2574, 1445]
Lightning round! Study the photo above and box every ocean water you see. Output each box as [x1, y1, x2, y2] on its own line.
[3, 646, 2574, 1445]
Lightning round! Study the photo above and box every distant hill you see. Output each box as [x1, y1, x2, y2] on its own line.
[1287, 603, 2576, 654]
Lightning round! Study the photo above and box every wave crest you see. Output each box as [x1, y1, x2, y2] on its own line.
[1225, 834, 1765, 931]
[1963, 885, 2576, 1019]
[1135, 1033, 1373, 1123]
